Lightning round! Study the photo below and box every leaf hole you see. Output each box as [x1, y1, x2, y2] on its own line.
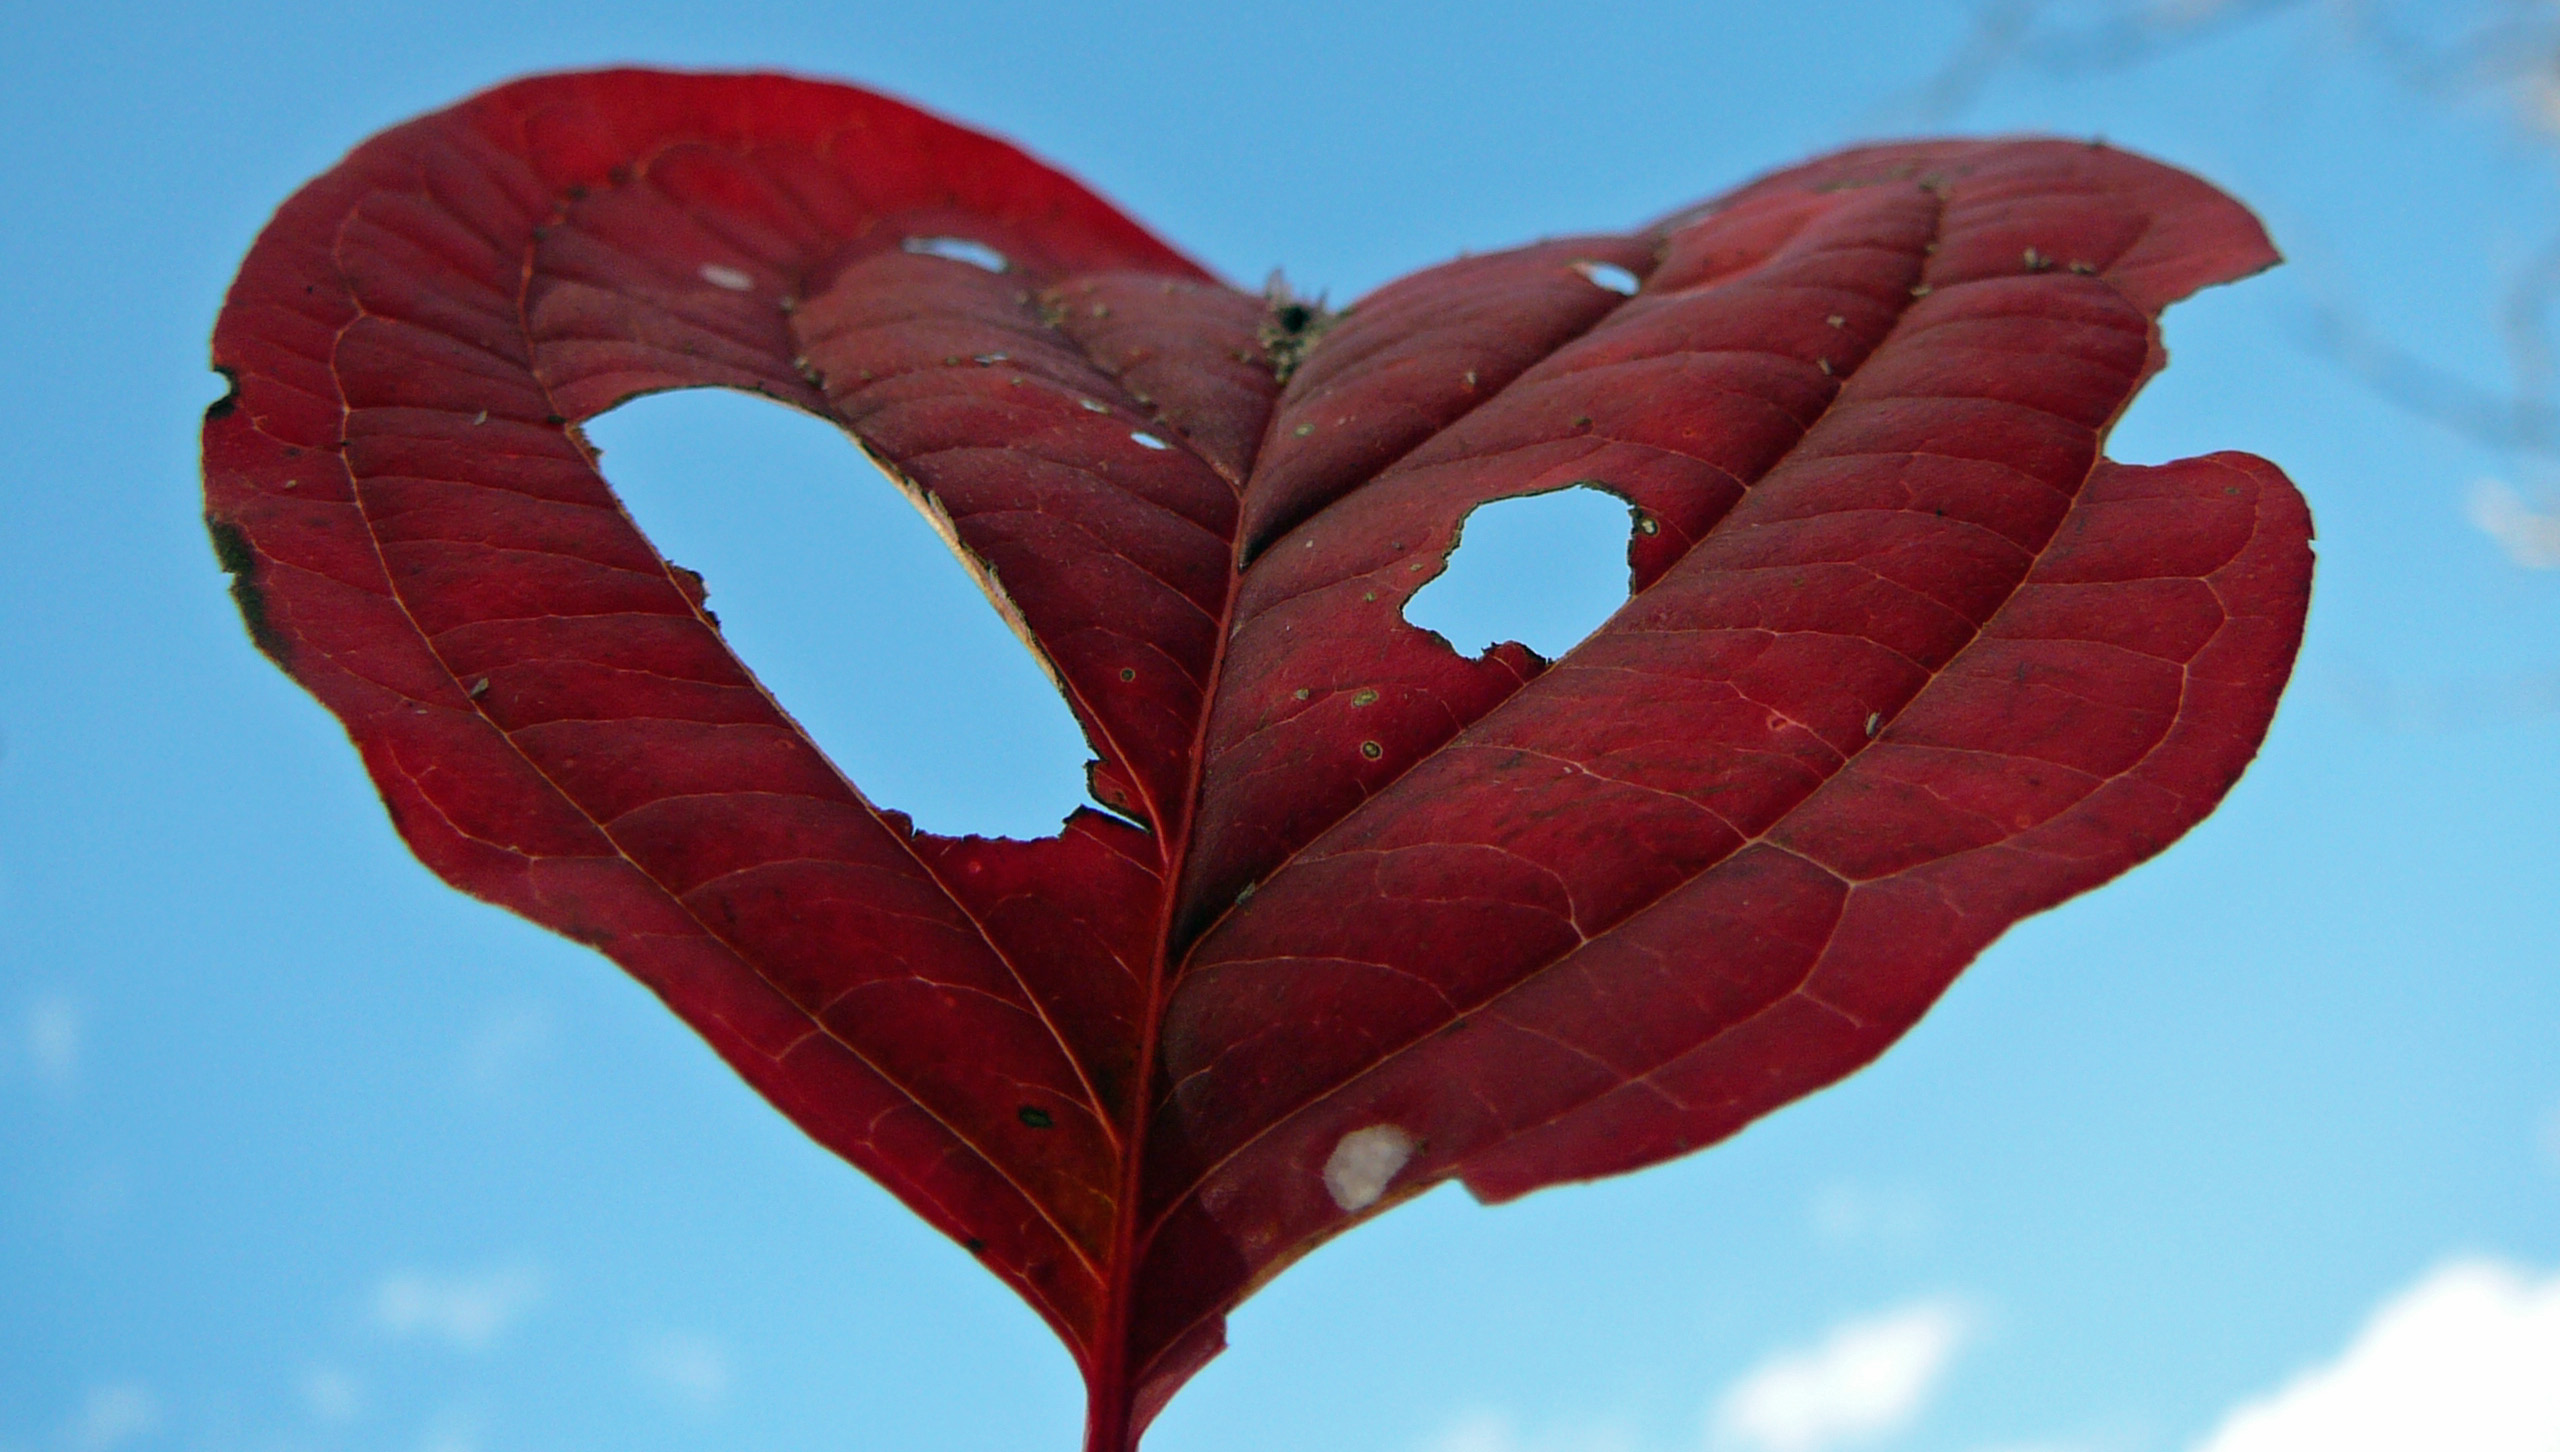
[584, 389, 1092, 839]
[1402, 484, 1636, 661]
[1572, 260, 1640, 296]
[901, 235, 1009, 272]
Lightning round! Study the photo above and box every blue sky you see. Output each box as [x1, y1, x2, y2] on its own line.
[3, 2, 2556, 1451]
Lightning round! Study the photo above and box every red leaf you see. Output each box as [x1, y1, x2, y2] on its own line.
[202, 71, 2311, 1451]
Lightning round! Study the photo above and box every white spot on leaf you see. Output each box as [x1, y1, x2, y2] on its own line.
[903, 235, 1009, 272]
[1323, 1124, 1416, 1212]
[1131, 431, 1170, 450]
[698, 263, 754, 292]
[1572, 260, 1640, 296]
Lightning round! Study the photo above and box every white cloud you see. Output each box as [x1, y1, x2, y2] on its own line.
[2190, 1258, 2560, 1452]
[2466, 479, 2560, 568]
[68, 1383, 158, 1452]
[636, 1330, 731, 1413]
[27, 994, 79, 1092]
[1710, 1300, 1971, 1452]
[301, 1366, 362, 1424]
[374, 1265, 545, 1352]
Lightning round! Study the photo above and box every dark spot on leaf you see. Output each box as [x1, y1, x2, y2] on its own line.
[1259, 278, 1339, 382]
[209, 516, 254, 576]
[1359, 740, 1383, 760]
[206, 516, 286, 662]
[1019, 1106, 1054, 1129]
[965, 1237, 986, 1254]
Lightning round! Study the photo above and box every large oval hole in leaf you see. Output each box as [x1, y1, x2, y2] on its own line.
[584, 389, 1093, 839]
[1403, 485, 1636, 660]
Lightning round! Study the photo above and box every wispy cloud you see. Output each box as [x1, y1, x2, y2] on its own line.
[68, 1383, 157, 1452]
[2467, 479, 2560, 568]
[374, 1265, 545, 1352]
[1808, 1183, 1935, 1253]
[1710, 1300, 1971, 1452]
[414, 1410, 479, 1452]
[26, 993, 79, 1093]
[456, 1001, 548, 1096]
[1421, 1410, 1638, 1452]
[635, 1330, 731, 1414]
[2191, 1258, 2560, 1451]
[301, 1366, 362, 1424]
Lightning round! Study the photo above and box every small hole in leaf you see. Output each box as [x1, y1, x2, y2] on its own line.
[1130, 431, 1170, 450]
[902, 236, 1009, 272]
[1573, 260, 1640, 296]
[1403, 484, 1635, 660]
[585, 389, 1091, 839]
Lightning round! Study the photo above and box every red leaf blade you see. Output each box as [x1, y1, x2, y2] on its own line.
[204, 73, 2308, 1450]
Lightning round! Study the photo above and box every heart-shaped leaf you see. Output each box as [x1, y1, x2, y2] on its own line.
[202, 70, 2311, 1451]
